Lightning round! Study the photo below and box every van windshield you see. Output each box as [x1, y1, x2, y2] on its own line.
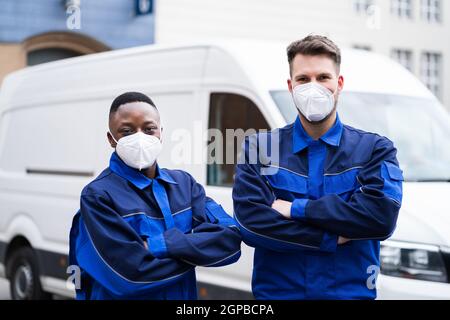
[270, 90, 450, 182]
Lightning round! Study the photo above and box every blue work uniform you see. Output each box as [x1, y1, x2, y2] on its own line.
[69, 152, 241, 300]
[232, 114, 403, 300]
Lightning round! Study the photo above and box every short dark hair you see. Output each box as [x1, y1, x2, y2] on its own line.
[287, 35, 341, 75]
[109, 92, 157, 116]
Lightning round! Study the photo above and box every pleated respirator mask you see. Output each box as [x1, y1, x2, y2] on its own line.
[110, 131, 162, 170]
[292, 82, 338, 122]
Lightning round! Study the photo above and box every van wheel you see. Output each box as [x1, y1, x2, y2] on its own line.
[7, 247, 52, 300]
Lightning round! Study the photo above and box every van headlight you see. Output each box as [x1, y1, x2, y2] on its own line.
[380, 240, 449, 283]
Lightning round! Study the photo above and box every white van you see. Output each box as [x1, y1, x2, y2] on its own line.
[0, 41, 449, 300]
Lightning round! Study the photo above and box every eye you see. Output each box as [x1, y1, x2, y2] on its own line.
[144, 127, 157, 134]
[318, 75, 331, 81]
[120, 127, 134, 135]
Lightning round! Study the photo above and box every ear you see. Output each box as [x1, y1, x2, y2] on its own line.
[159, 127, 163, 144]
[337, 75, 344, 93]
[107, 132, 117, 148]
[287, 78, 293, 93]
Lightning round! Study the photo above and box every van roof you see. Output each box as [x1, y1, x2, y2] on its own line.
[0, 40, 434, 111]
[200, 40, 434, 99]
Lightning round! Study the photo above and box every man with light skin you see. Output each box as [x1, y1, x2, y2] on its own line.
[233, 35, 403, 300]
[273, 38, 348, 245]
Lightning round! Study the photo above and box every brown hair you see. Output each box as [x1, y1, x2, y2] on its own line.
[287, 34, 341, 75]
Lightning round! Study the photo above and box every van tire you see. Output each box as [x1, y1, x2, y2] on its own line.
[7, 247, 52, 300]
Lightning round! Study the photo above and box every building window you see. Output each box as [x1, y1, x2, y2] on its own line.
[207, 93, 270, 187]
[27, 48, 82, 66]
[391, 0, 413, 19]
[421, 0, 442, 23]
[353, 44, 372, 51]
[391, 49, 413, 72]
[22, 31, 110, 66]
[421, 52, 442, 99]
[354, 0, 374, 13]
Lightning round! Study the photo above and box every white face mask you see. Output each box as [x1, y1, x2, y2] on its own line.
[110, 131, 162, 170]
[292, 82, 338, 122]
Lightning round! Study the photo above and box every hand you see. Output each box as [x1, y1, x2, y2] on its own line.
[338, 236, 350, 245]
[271, 199, 293, 219]
[143, 241, 149, 250]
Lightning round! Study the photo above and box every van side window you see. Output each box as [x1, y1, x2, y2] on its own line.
[207, 93, 270, 187]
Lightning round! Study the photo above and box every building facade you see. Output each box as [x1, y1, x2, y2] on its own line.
[1, 0, 447, 110]
[155, 0, 450, 110]
[0, 0, 154, 84]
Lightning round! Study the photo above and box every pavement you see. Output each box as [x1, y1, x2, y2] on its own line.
[0, 278, 10, 300]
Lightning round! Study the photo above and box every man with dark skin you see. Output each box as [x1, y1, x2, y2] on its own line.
[107, 100, 162, 181]
[69, 92, 241, 300]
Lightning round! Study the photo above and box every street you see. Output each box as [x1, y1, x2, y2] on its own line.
[0, 279, 10, 300]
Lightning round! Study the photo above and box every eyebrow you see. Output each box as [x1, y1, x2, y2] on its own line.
[295, 72, 333, 80]
[117, 121, 134, 126]
[143, 120, 158, 125]
[117, 120, 158, 128]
